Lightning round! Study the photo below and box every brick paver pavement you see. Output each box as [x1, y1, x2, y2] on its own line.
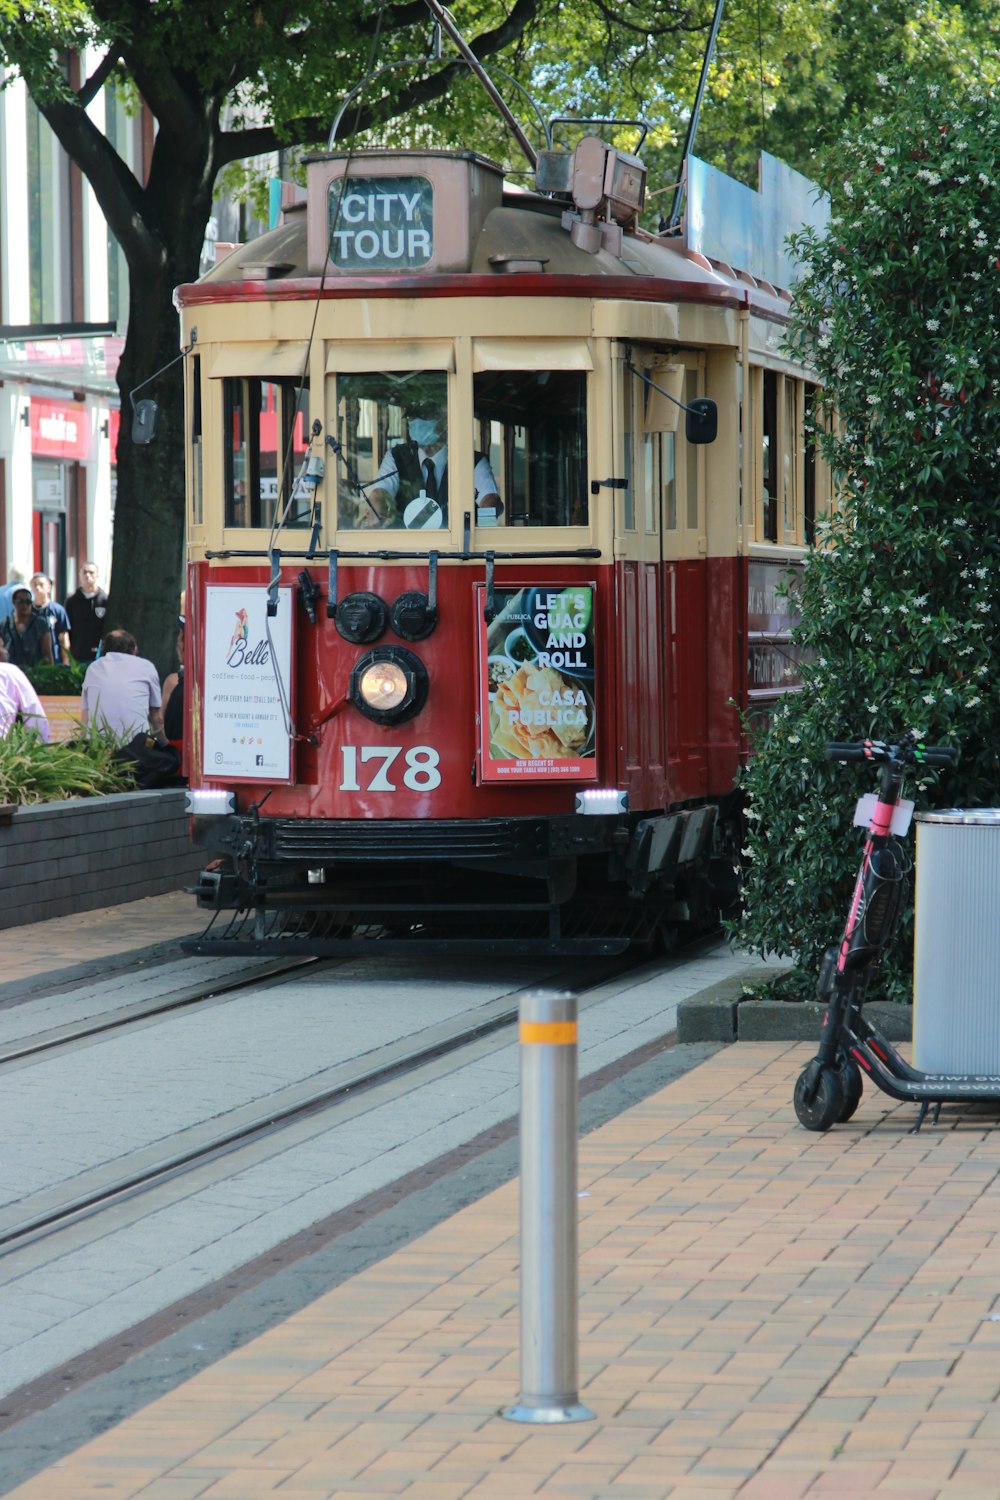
[8, 1041, 1000, 1499]
[0, 890, 202, 988]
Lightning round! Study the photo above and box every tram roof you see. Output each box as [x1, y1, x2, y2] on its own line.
[176, 146, 794, 323]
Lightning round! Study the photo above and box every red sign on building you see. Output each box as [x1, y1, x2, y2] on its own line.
[29, 397, 91, 460]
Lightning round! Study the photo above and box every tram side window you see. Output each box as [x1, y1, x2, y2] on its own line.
[190, 356, 203, 527]
[803, 382, 817, 545]
[761, 370, 778, 543]
[335, 371, 452, 530]
[783, 378, 799, 539]
[223, 378, 311, 528]
[473, 371, 588, 527]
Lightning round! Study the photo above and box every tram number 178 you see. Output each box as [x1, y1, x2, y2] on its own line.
[339, 745, 442, 792]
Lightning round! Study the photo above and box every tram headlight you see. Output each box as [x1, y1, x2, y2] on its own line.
[349, 646, 428, 725]
[360, 660, 408, 710]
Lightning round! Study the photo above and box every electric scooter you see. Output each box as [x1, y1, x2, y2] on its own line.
[793, 732, 1000, 1132]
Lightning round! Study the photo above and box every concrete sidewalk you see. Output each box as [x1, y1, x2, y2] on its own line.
[7, 1041, 1000, 1500]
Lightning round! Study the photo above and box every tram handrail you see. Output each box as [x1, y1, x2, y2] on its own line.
[203, 548, 603, 562]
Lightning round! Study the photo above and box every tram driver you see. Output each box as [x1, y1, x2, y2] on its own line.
[359, 397, 502, 530]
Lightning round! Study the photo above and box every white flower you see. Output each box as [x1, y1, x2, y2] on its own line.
[926, 318, 940, 331]
[923, 694, 936, 705]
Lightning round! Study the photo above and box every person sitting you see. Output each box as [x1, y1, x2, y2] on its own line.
[360, 402, 501, 529]
[81, 629, 167, 744]
[161, 617, 185, 751]
[0, 637, 50, 739]
[0, 586, 55, 668]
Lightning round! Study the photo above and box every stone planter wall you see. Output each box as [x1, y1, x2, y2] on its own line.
[0, 790, 202, 930]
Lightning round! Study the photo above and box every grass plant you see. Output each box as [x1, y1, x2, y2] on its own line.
[0, 724, 135, 806]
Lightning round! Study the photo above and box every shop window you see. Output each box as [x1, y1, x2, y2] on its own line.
[27, 97, 72, 323]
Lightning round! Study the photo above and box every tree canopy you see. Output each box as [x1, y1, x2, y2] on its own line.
[733, 71, 1000, 996]
[3, 0, 999, 670]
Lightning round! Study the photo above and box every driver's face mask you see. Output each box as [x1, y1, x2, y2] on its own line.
[408, 417, 442, 448]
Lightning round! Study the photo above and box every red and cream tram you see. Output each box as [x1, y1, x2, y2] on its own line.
[176, 131, 829, 955]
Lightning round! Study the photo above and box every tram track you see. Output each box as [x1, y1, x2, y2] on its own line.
[0, 956, 322, 1069]
[0, 933, 721, 1262]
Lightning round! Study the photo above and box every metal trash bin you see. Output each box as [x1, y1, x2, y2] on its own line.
[913, 809, 1000, 1073]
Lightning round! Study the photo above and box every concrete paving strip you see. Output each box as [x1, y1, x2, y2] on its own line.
[0, 946, 771, 1406]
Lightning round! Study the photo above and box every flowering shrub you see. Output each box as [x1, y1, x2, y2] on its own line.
[732, 75, 1000, 1000]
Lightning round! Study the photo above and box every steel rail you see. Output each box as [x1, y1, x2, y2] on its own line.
[0, 933, 720, 1258]
[0, 958, 321, 1069]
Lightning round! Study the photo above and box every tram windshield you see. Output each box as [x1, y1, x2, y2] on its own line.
[334, 367, 588, 532]
[473, 370, 587, 528]
[224, 378, 311, 529]
[336, 370, 454, 530]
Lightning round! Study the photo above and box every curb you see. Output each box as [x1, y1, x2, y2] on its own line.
[676, 965, 913, 1044]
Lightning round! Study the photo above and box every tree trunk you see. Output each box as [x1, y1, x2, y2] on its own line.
[107, 132, 217, 679]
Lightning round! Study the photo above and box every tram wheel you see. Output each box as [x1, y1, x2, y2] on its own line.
[793, 1065, 845, 1132]
[837, 1055, 863, 1122]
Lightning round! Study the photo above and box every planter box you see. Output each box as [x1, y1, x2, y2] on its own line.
[38, 695, 83, 743]
[0, 789, 203, 930]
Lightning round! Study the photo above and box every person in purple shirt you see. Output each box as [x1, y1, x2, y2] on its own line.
[0, 637, 50, 740]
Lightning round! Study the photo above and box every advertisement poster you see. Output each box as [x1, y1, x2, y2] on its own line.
[203, 586, 294, 782]
[478, 583, 597, 783]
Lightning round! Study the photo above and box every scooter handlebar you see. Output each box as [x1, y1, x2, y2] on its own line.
[824, 740, 959, 766]
[825, 742, 883, 762]
[917, 746, 960, 767]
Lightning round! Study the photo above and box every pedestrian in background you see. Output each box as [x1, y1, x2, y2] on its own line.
[30, 573, 71, 663]
[0, 637, 50, 740]
[0, 568, 26, 621]
[0, 587, 54, 667]
[66, 562, 109, 664]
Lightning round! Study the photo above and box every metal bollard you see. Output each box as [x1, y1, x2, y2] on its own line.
[502, 989, 595, 1424]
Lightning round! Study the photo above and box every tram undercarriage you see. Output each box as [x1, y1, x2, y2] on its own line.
[182, 804, 734, 957]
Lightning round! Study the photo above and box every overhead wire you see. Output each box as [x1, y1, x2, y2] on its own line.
[262, 0, 391, 744]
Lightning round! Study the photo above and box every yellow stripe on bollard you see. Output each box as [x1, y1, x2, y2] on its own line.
[519, 1021, 578, 1045]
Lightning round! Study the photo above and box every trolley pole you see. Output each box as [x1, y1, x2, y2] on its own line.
[502, 990, 595, 1424]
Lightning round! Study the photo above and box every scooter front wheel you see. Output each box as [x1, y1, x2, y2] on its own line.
[794, 1065, 845, 1132]
[837, 1055, 863, 1122]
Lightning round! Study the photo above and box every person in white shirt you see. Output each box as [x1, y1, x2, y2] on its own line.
[81, 630, 167, 743]
[0, 638, 50, 740]
[360, 402, 501, 529]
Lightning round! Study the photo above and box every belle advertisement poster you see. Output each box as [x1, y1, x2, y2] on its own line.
[478, 583, 597, 783]
[202, 586, 294, 782]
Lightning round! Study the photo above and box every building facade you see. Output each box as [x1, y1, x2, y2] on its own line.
[0, 61, 144, 601]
